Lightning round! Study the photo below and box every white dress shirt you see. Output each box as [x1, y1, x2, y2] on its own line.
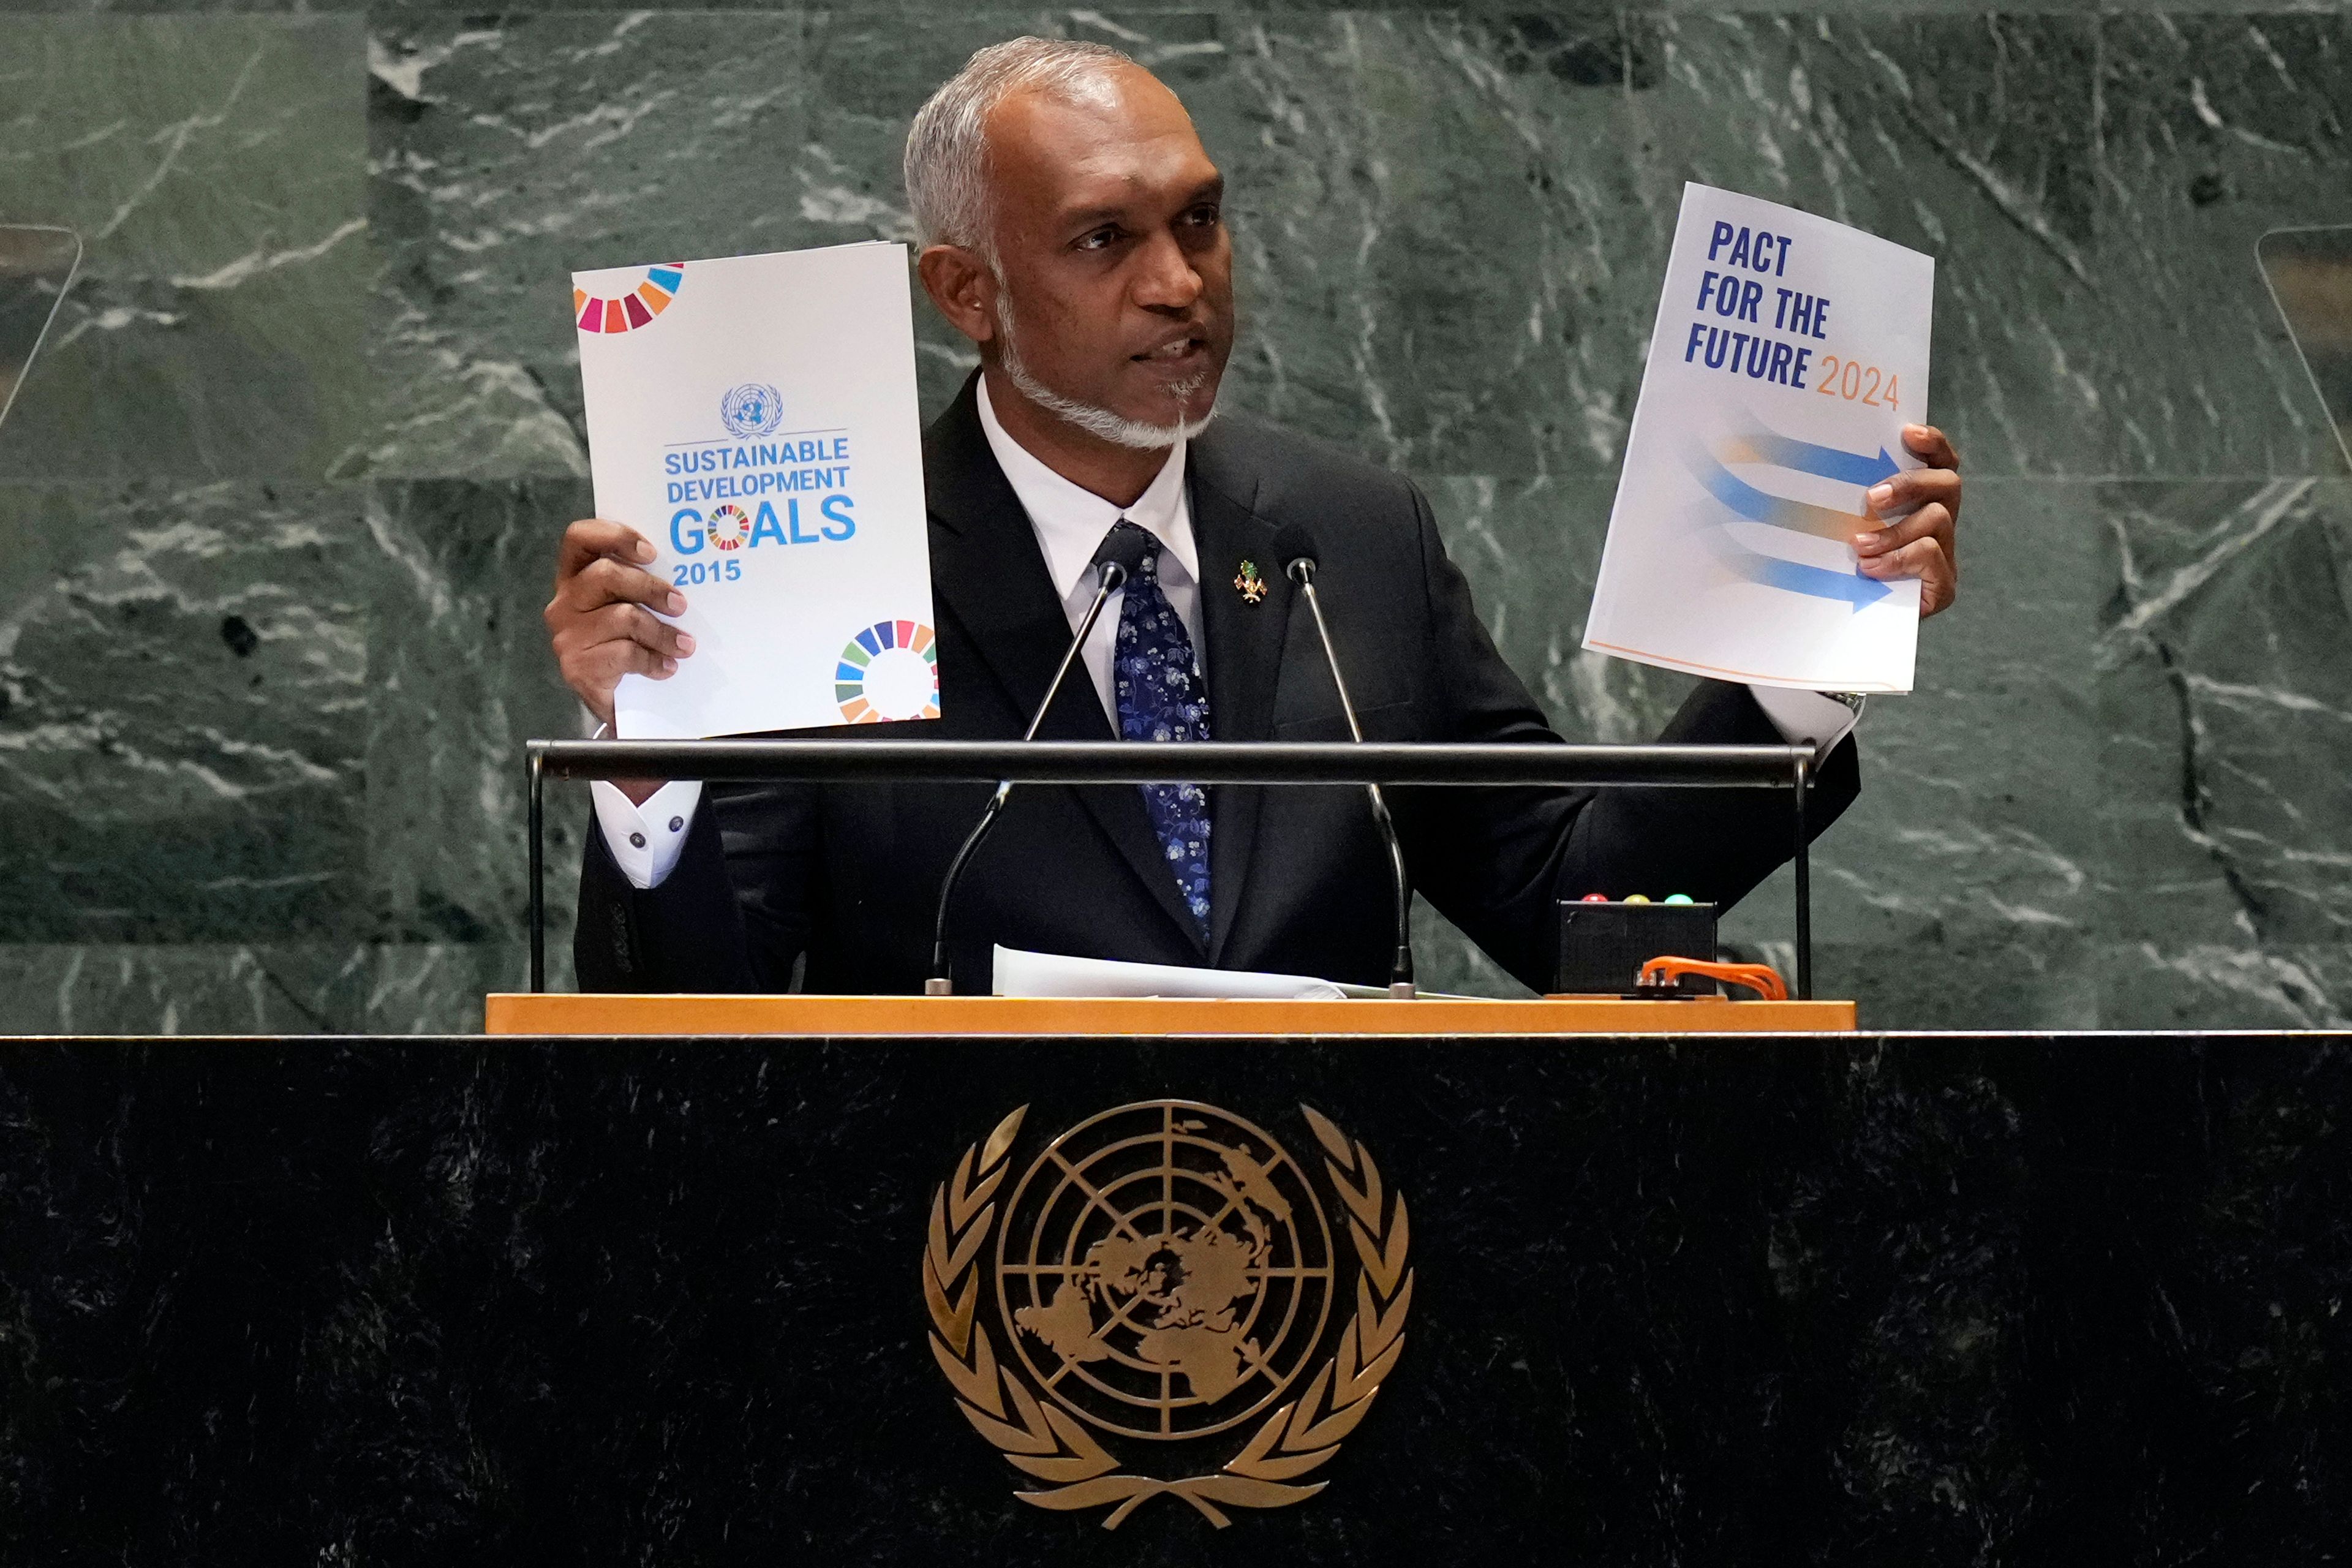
[590, 377, 1858, 889]
[974, 374, 1203, 721]
[587, 720, 704, 889]
[1749, 684, 1863, 756]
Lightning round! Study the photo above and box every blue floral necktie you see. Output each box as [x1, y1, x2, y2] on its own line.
[1107, 519, 1213, 934]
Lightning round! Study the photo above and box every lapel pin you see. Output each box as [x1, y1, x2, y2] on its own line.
[1234, 559, 1267, 605]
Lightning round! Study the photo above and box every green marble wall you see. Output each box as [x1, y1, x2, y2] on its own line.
[0, 5, 2345, 1032]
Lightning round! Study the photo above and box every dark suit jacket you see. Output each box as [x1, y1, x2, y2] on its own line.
[575, 375, 1858, 995]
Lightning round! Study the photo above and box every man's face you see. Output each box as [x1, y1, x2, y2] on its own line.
[981, 68, 1234, 435]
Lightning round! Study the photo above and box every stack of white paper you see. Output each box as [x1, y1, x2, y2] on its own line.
[992, 947, 1352, 1001]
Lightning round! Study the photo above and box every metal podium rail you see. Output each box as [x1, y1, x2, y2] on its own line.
[524, 739, 1822, 996]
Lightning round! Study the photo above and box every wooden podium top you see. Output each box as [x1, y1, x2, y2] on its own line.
[484, 992, 1856, 1036]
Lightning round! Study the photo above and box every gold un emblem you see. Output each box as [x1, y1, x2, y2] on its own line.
[921, 1099, 1414, 1528]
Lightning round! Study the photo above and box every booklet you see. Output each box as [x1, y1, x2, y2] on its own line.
[1584, 183, 1935, 693]
[573, 241, 937, 738]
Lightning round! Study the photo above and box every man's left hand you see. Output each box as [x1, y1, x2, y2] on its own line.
[1854, 423, 1961, 618]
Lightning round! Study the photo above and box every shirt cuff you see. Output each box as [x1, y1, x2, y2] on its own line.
[1746, 686, 1863, 755]
[591, 778, 706, 890]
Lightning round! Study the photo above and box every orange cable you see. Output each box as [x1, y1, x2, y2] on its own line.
[1638, 955, 1789, 1001]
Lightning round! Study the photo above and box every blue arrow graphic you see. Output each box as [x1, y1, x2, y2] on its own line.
[1723, 431, 1901, 488]
[1681, 437, 1865, 543]
[1751, 555, 1889, 609]
[1711, 537, 1892, 609]
[1667, 428, 1898, 611]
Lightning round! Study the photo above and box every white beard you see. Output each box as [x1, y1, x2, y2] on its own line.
[994, 296, 1217, 451]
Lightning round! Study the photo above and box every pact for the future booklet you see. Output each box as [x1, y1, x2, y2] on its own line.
[571, 195, 1932, 744]
[1585, 184, 1936, 695]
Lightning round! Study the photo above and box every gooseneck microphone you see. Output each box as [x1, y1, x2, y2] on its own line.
[924, 527, 1155, 995]
[1273, 524, 1416, 1000]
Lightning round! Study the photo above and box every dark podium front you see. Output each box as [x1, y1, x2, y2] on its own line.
[4, 1026, 2348, 1563]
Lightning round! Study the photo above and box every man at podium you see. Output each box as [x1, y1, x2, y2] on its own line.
[542, 38, 1965, 997]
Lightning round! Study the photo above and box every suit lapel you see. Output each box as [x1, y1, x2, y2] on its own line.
[924, 460, 1110, 741]
[924, 375, 1207, 951]
[1189, 430, 1294, 963]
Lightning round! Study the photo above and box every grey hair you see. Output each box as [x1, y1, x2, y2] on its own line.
[903, 37, 1136, 255]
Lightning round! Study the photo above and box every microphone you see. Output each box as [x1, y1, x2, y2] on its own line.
[924, 527, 1153, 995]
[1272, 523, 1416, 999]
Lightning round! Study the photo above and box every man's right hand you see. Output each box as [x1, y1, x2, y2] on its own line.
[545, 518, 694, 804]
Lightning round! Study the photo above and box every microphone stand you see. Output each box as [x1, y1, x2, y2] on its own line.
[1286, 558, 1417, 998]
[924, 559, 1129, 995]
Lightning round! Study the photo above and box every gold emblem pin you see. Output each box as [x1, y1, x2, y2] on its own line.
[921, 1099, 1413, 1528]
[1234, 560, 1267, 604]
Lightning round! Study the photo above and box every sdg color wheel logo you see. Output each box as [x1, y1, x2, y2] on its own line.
[706, 503, 751, 552]
[837, 620, 939, 723]
[720, 382, 785, 439]
[573, 263, 684, 335]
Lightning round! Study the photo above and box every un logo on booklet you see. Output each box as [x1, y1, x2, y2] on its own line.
[719, 381, 784, 439]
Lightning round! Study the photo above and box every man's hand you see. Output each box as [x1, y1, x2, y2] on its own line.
[1854, 423, 1961, 618]
[545, 518, 693, 804]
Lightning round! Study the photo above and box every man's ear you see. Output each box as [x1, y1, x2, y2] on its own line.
[917, 244, 998, 347]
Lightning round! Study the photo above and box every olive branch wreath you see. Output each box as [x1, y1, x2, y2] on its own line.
[921, 1103, 1413, 1529]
